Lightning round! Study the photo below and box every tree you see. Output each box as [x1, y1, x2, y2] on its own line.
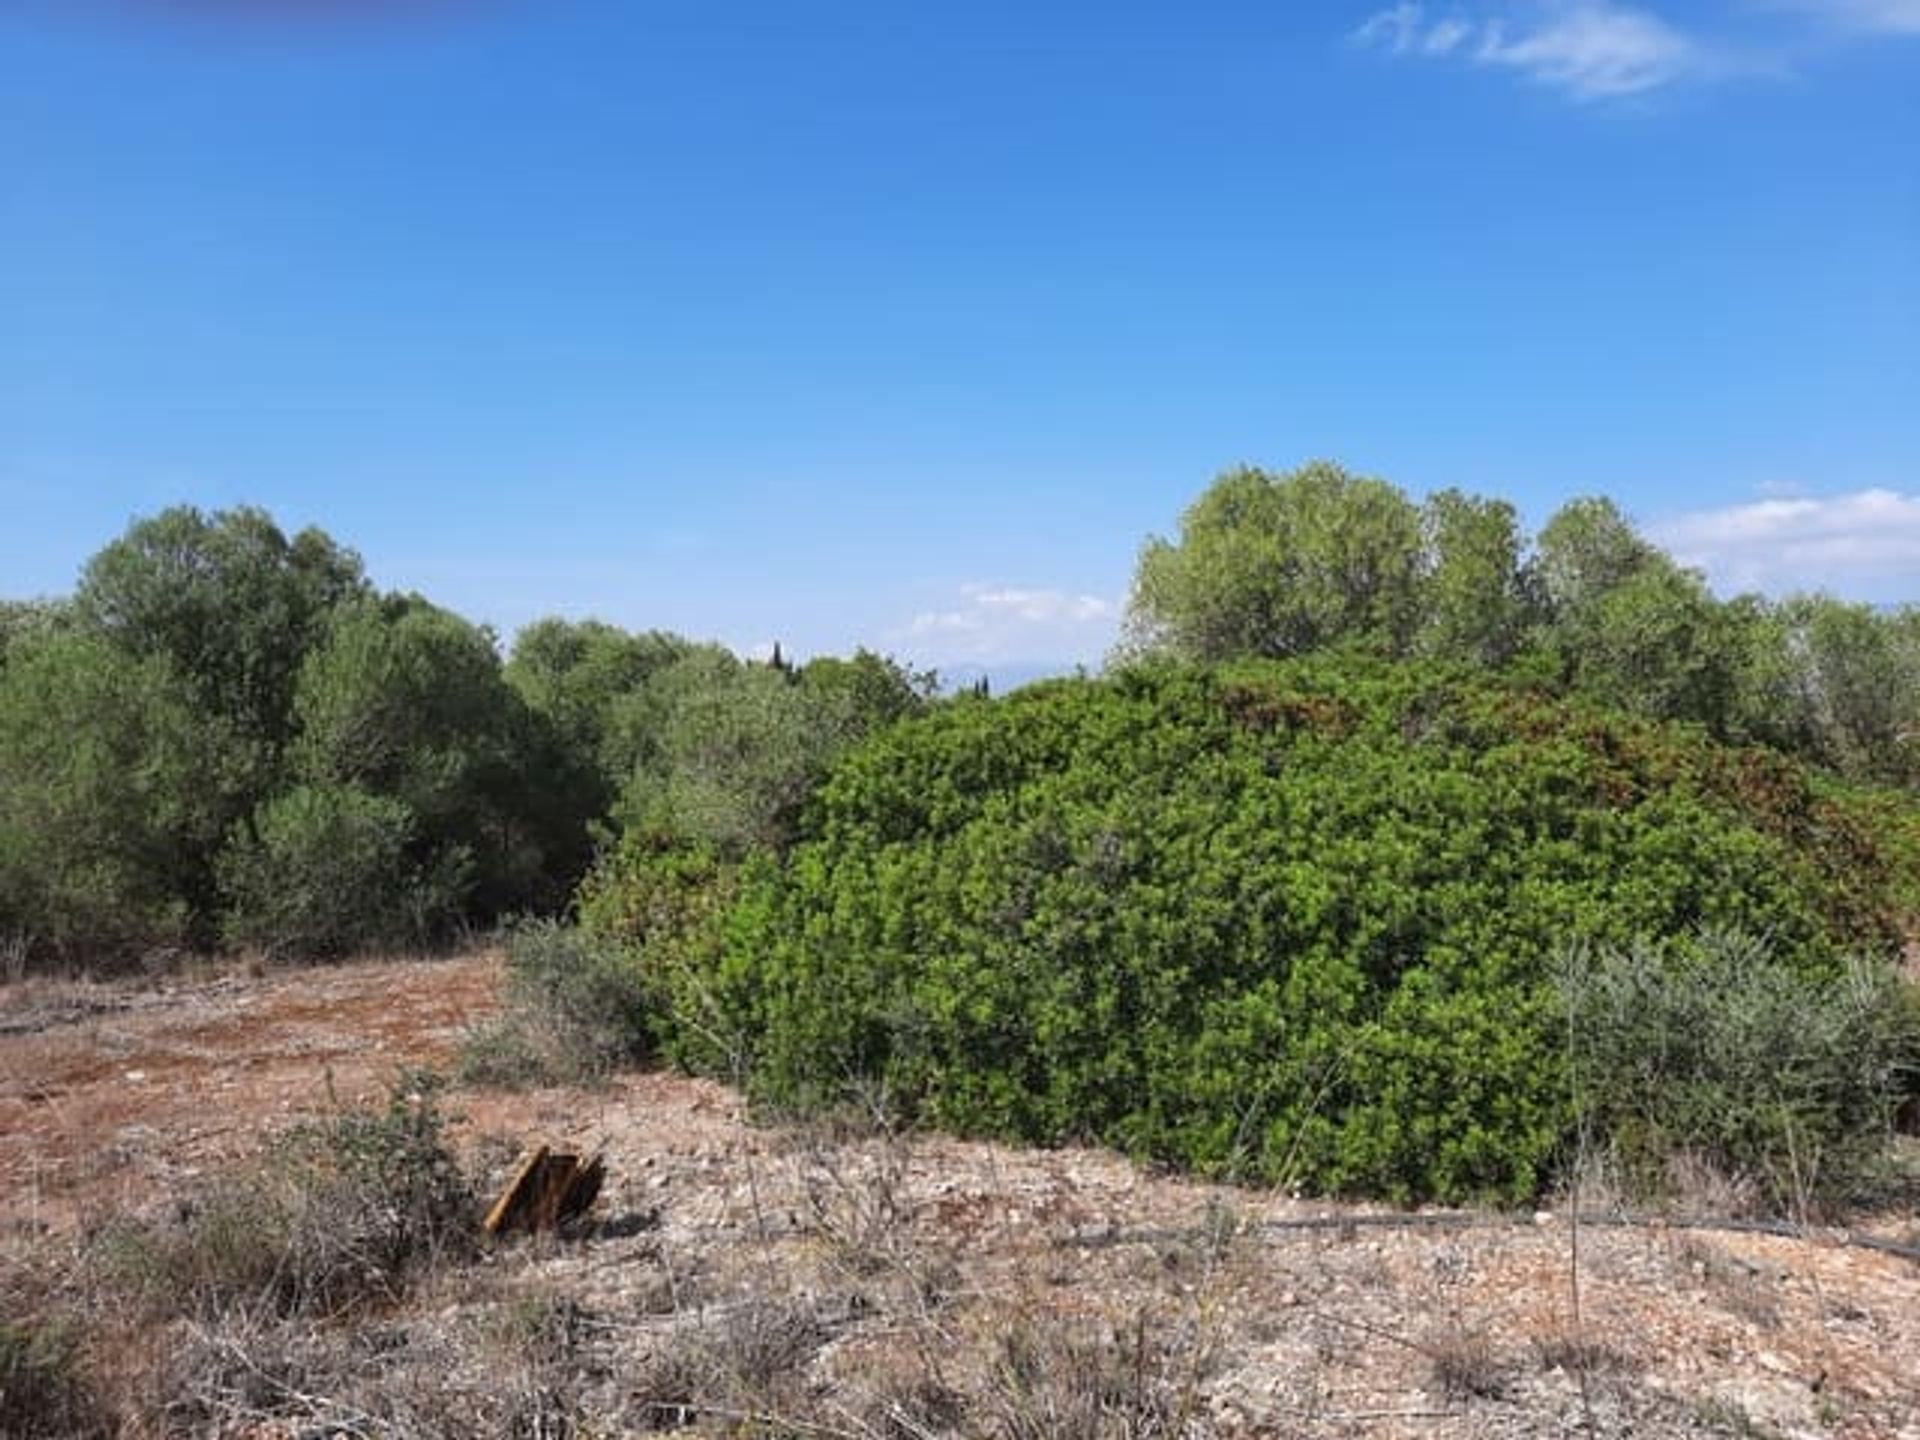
[608, 646, 934, 856]
[1713, 593, 1814, 754]
[1535, 497, 1744, 731]
[75, 505, 367, 760]
[1532, 496, 1662, 617]
[505, 619, 690, 794]
[614, 650, 823, 855]
[1122, 462, 1427, 663]
[1417, 489, 1539, 667]
[1780, 596, 1920, 783]
[217, 784, 432, 959]
[798, 648, 938, 745]
[288, 596, 547, 926]
[0, 599, 69, 671]
[0, 632, 250, 959]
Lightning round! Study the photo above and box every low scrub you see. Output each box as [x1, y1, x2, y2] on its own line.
[0, 1318, 108, 1440]
[1561, 929, 1920, 1213]
[94, 1070, 473, 1320]
[461, 918, 661, 1086]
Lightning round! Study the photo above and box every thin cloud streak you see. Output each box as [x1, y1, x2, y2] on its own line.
[1764, 0, 1920, 35]
[1354, 1, 1715, 99]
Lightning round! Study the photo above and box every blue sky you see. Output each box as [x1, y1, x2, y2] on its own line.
[3, 1, 1916, 674]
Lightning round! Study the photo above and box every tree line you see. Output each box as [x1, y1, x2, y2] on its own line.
[0, 506, 928, 967]
[1126, 462, 1920, 785]
[4, 466, 1916, 971]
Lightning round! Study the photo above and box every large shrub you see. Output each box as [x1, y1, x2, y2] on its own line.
[217, 784, 459, 959]
[704, 661, 1911, 1204]
[574, 839, 742, 1073]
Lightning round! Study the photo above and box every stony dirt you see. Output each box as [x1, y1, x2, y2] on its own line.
[3, 953, 1918, 1438]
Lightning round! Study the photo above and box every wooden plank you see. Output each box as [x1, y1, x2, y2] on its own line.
[483, 1144, 607, 1235]
[483, 1143, 551, 1236]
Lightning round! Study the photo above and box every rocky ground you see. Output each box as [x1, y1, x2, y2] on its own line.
[3, 952, 1917, 1438]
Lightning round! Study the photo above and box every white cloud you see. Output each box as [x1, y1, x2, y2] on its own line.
[1479, 2, 1702, 95]
[1355, 2, 1426, 52]
[895, 582, 1121, 664]
[1354, 1, 1712, 99]
[1650, 488, 1920, 601]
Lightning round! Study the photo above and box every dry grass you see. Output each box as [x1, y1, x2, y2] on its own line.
[9, 953, 1919, 1439]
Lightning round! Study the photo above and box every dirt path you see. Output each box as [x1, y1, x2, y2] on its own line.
[0, 952, 502, 1233]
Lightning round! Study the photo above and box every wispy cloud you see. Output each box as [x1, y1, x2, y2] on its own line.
[1763, 0, 1920, 35]
[1651, 489, 1920, 602]
[1355, 0, 1919, 98]
[1354, 1, 1713, 99]
[895, 582, 1120, 664]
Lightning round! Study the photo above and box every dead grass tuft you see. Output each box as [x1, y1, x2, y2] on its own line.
[983, 1309, 1218, 1440]
[1423, 1325, 1511, 1402]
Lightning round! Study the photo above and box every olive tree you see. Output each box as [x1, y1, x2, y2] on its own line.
[1122, 462, 1428, 663]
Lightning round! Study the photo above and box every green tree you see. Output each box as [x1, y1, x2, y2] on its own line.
[1781, 596, 1920, 783]
[1715, 593, 1815, 754]
[288, 596, 547, 926]
[797, 648, 938, 746]
[0, 599, 69, 671]
[1535, 497, 1744, 731]
[505, 618, 690, 774]
[0, 632, 249, 959]
[1123, 462, 1427, 662]
[613, 650, 821, 855]
[609, 646, 933, 856]
[1531, 496, 1661, 613]
[74, 506, 367, 763]
[1417, 488, 1539, 667]
[504, 620, 692, 848]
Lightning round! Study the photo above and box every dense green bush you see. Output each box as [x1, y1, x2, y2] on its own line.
[216, 784, 460, 958]
[1560, 929, 1919, 1211]
[575, 839, 742, 1073]
[703, 661, 1912, 1204]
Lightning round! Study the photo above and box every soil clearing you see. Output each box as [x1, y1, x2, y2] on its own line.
[3, 952, 1917, 1438]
